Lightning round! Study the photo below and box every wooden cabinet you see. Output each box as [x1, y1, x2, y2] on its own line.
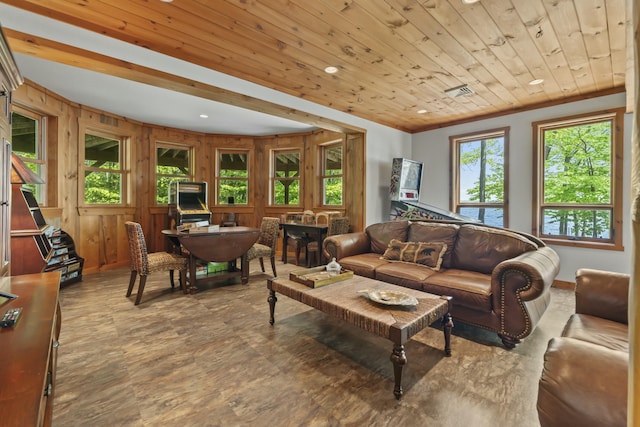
[10, 186, 84, 282]
[0, 138, 10, 277]
[44, 229, 84, 285]
[0, 24, 23, 278]
[10, 185, 54, 276]
[0, 271, 61, 426]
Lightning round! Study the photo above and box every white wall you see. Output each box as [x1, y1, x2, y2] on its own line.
[363, 128, 413, 224]
[411, 93, 631, 282]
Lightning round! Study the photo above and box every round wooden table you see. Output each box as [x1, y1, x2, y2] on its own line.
[162, 226, 260, 292]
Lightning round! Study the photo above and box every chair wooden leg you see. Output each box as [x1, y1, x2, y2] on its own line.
[270, 256, 277, 277]
[295, 245, 301, 266]
[127, 270, 137, 297]
[179, 270, 187, 294]
[306, 246, 312, 267]
[259, 257, 266, 272]
[135, 275, 148, 305]
[169, 270, 175, 288]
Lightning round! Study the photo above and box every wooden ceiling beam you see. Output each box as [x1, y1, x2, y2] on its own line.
[4, 28, 366, 135]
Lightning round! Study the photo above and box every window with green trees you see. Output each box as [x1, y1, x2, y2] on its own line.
[450, 128, 508, 227]
[83, 132, 125, 205]
[272, 150, 300, 205]
[533, 109, 623, 249]
[321, 142, 343, 206]
[156, 143, 191, 204]
[11, 107, 46, 204]
[217, 150, 248, 204]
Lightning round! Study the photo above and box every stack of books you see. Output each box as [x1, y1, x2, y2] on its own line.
[177, 221, 220, 233]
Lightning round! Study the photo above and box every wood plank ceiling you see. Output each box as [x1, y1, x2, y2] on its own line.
[0, 0, 629, 133]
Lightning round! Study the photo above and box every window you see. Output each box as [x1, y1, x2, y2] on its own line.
[450, 128, 508, 227]
[11, 107, 46, 204]
[216, 150, 249, 204]
[83, 131, 127, 205]
[272, 149, 300, 205]
[320, 142, 343, 206]
[155, 143, 192, 204]
[532, 109, 623, 249]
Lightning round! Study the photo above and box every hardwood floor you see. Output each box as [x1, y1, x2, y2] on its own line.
[52, 260, 573, 426]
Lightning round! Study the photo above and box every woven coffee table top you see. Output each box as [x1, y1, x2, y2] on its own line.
[268, 274, 451, 345]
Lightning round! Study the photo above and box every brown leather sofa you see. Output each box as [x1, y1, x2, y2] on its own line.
[537, 268, 629, 427]
[323, 219, 560, 348]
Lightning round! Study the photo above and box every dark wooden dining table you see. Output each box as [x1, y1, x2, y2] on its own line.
[162, 226, 259, 293]
[280, 223, 329, 267]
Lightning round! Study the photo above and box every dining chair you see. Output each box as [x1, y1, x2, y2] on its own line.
[286, 233, 309, 265]
[125, 221, 188, 305]
[246, 216, 280, 277]
[305, 216, 350, 267]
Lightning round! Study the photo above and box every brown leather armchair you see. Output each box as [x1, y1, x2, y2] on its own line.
[537, 268, 629, 427]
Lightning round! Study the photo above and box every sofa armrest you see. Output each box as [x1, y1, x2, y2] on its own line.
[323, 232, 371, 261]
[493, 246, 561, 301]
[491, 246, 560, 339]
[575, 268, 629, 324]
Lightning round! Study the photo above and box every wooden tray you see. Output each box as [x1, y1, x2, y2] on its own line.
[290, 266, 354, 288]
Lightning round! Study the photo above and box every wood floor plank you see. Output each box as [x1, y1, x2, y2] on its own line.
[52, 260, 573, 426]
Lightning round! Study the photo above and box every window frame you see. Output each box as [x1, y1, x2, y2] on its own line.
[450, 127, 509, 227]
[80, 126, 130, 207]
[270, 148, 302, 206]
[215, 148, 251, 206]
[153, 141, 194, 205]
[319, 140, 344, 207]
[532, 108, 624, 251]
[11, 105, 47, 205]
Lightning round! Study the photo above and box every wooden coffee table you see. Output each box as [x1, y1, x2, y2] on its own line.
[267, 274, 453, 399]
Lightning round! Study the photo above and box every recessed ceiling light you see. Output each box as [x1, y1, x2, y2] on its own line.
[324, 66, 339, 74]
[417, 109, 428, 114]
[199, 114, 208, 118]
[160, 0, 174, 3]
[462, 0, 480, 4]
[529, 79, 544, 85]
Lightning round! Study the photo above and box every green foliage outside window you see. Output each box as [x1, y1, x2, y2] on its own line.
[218, 153, 248, 204]
[458, 136, 505, 227]
[274, 180, 300, 205]
[219, 179, 248, 204]
[323, 175, 343, 205]
[84, 171, 121, 204]
[322, 144, 343, 206]
[156, 146, 190, 204]
[273, 151, 300, 205]
[12, 111, 44, 203]
[84, 133, 122, 204]
[541, 121, 612, 239]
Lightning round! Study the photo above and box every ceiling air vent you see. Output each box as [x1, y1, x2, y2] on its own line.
[445, 84, 475, 98]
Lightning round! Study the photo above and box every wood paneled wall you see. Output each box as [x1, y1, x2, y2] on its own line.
[12, 80, 366, 274]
